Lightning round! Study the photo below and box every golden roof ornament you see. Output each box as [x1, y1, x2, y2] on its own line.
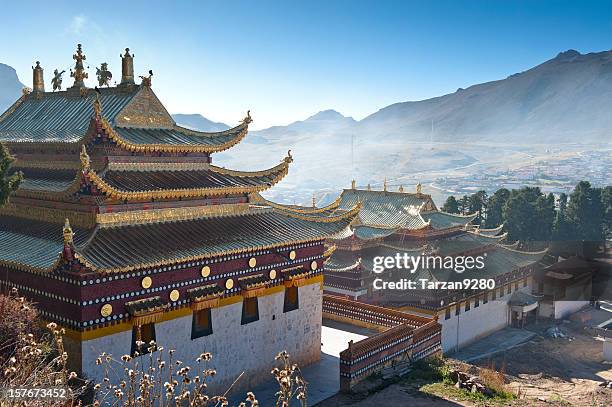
[367, 183, 371, 191]
[351, 179, 356, 189]
[80, 145, 90, 169]
[312, 193, 316, 208]
[96, 62, 112, 87]
[92, 93, 102, 118]
[284, 149, 293, 163]
[416, 183, 422, 194]
[242, 110, 253, 124]
[63, 218, 74, 245]
[139, 70, 153, 87]
[70, 44, 88, 88]
[21, 87, 32, 96]
[383, 178, 388, 192]
[120, 48, 135, 85]
[51, 69, 65, 91]
[32, 61, 44, 92]
[398, 185, 404, 193]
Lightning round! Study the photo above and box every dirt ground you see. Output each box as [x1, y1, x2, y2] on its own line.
[316, 319, 611, 407]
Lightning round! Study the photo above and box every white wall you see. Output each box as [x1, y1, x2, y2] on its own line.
[438, 286, 530, 353]
[80, 283, 322, 395]
[604, 338, 612, 362]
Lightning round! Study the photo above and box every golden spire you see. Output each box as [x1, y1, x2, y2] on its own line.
[367, 183, 371, 191]
[383, 178, 388, 192]
[70, 44, 88, 88]
[416, 183, 422, 194]
[63, 219, 74, 245]
[32, 61, 44, 92]
[351, 179, 356, 189]
[312, 192, 316, 208]
[80, 145, 90, 169]
[399, 185, 404, 193]
[120, 48, 135, 85]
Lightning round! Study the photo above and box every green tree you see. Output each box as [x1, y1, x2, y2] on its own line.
[503, 187, 546, 242]
[458, 195, 469, 215]
[0, 143, 21, 207]
[602, 186, 612, 238]
[485, 188, 510, 228]
[534, 193, 555, 241]
[468, 190, 488, 225]
[442, 196, 460, 214]
[553, 193, 572, 240]
[566, 181, 604, 241]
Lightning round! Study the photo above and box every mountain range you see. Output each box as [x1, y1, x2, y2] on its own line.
[2, 50, 612, 143]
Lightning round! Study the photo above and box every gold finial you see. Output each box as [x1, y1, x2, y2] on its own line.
[70, 44, 88, 88]
[120, 48, 135, 85]
[80, 145, 90, 169]
[93, 93, 102, 118]
[383, 178, 388, 192]
[242, 110, 253, 124]
[416, 183, 422, 194]
[351, 179, 356, 189]
[51, 69, 65, 91]
[399, 185, 404, 193]
[32, 61, 44, 92]
[284, 150, 293, 163]
[96, 63, 112, 87]
[139, 70, 153, 87]
[312, 192, 316, 208]
[22, 87, 32, 96]
[63, 218, 74, 245]
[367, 183, 371, 191]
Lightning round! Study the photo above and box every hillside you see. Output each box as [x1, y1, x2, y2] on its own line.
[171, 113, 229, 132]
[0, 63, 24, 113]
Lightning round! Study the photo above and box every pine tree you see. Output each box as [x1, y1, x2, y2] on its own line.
[553, 193, 572, 241]
[601, 186, 612, 238]
[442, 196, 460, 214]
[485, 188, 509, 228]
[566, 181, 604, 241]
[0, 143, 21, 207]
[468, 190, 488, 225]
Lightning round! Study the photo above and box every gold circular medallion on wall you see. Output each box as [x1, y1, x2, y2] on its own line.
[141, 276, 152, 289]
[100, 303, 113, 317]
[248, 257, 257, 268]
[269, 269, 277, 279]
[225, 278, 234, 290]
[289, 250, 297, 260]
[310, 260, 318, 271]
[169, 289, 180, 302]
[201, 266, 211, 278]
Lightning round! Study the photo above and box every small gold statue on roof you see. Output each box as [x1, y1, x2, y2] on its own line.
[383, 178, 388, 192]
[416, 183, 422, 194]
[312, 192, 316, 208]
[80, 145, 90, 169]
[139, 70, 153, 87]
[22, 87, 32, 96]
[96, 62, 112, 87]
[63, 218, 74, 245]
[92, 93, 102, 118]
[242, 110, 253, 124]
[351, 179, 356, 189]
[51, 69, 65, 91]
[399, 185, 404, 193]
[284, 149, 293, 163]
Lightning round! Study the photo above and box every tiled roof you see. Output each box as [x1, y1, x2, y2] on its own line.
[114, 123, 246, 147]
[353, 225, 398, 240]
[12, 168, 77, 192]
[338, 189, 429, 229]
[422, 211, 477, 230]
[0, 88, 137, 143]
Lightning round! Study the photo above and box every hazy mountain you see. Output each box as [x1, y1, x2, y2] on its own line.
[252, 109, 356, 140]
[171, 114, 229, 132]
[357, 50, 612, 144]
[0, 63, 25, 113]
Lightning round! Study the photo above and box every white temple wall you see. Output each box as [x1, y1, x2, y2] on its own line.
[553, 300, 589, 320]
[79, 283, 322, 395]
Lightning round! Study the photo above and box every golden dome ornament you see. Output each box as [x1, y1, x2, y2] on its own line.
[100, 303, 113, 317]
[269, 269, 277, 279]
[201, 266, 211, 278]
[169, 289, 180, 302]
[225, 278, 234, 290]
[141, 276, 152, 289]
[310, 261, 318, 271]
[248, 257, 257, 268]
[289, 250, 297, 260]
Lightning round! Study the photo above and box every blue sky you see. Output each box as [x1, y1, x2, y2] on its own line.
[1, 0, 611, 129]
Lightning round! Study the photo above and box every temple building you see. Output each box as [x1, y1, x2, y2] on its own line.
[261, 183, 547, 352]
[0, 45, 360, 391]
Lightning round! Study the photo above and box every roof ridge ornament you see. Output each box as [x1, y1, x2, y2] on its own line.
[51, 69, 65, 91]
[383, 178, 388, 192]
[120, 48, 135, 85]
[96, 62, 112, 87]
[284, 150, 293, 164]
[398, 185, 404, 193]
[32, 61, 44, 92]
[242, 110, 253, 124]
[63, 218, 74, 245]
[139, 70, 153, 87]
[92, 92, 102, 118]
[70, 44, 88, 88]
[351, 180, 356, 189]
[416, 182, 422, 195]
[80, 145, 90, 170]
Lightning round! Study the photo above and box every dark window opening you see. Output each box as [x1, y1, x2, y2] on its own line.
[514, 281, 519, 291]
[191, 308, 213, 339]
[507, 284, 511, 295]
[465, 299, 471, 311]
[483, 292, 488, 304]
[131, 323, 156, 356]
[455, 303, 461, 316]
[475, 295, 480, 307]
[492, 289, 497, 300]
[445, 307, 451, 320]
[523, 278, 528, 288]
[283, 286, 299, 313]
[241, 297, 259, 325]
